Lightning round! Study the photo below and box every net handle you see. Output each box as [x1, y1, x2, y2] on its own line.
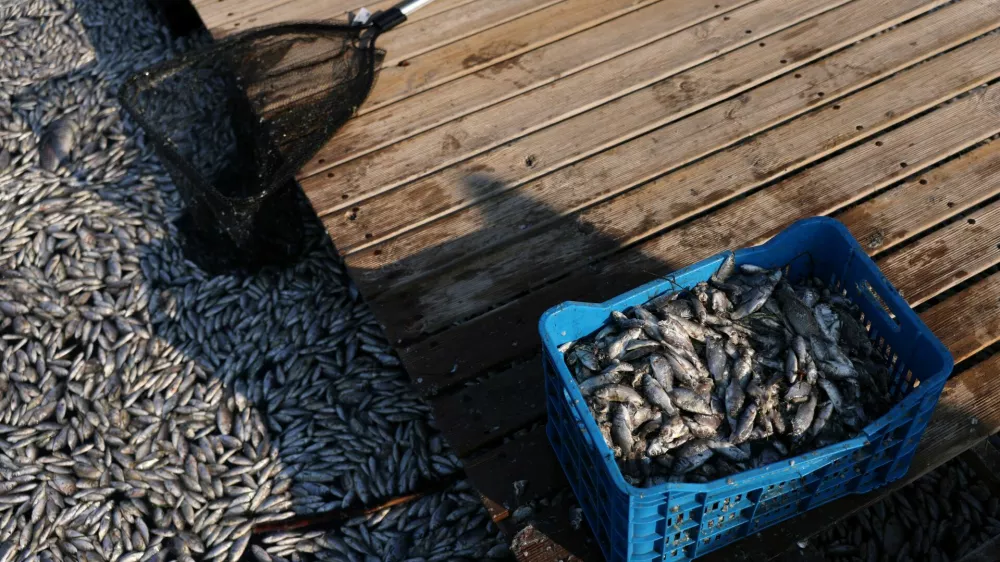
[371, 0, 437, 31]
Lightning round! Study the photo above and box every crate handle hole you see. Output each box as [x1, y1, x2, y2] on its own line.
[856, 280, 901, 328]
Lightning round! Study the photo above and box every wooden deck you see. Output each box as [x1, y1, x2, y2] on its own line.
[189, 0, 1000, 559]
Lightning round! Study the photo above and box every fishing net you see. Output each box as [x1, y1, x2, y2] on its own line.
[119, 22, 387, 271]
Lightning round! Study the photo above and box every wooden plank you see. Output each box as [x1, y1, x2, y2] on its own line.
[430, 361, 545, 456]
[398, 79, 1000, 393]
[312, 0, 862, 224]
[191, 0, 345, 33]
[332, 0, 990, 259]
[463, 426, 568, 522]
[364, 0, 715, 111]
[878, 200, 1000, 307]
[436, 140, 1000, 455]
[365, 30, 1000, 341]
[298, 0, 750, 178]
[957, 534, 1000, 562]
[959, 441, 1000, 498]
[839, 140, 1000, 255]
[209, 0, 478, 38]
[508, 501, 604, 562]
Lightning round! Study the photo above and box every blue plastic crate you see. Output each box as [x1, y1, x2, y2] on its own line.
[540, 217, 953, 562]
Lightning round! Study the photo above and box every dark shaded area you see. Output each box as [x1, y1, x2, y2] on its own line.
[146, 0, 204, 36]
[117, 21, 384, 272]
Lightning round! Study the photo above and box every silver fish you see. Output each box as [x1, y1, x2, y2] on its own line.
[792, 395, 818, 438]
[706, 335, 728, 385]
[594, 384, 645, 406]
[649, 354, 674, 390]
[731, 402, 758, 445]
[642, 375, 678, 417]
[611, 405, 634, 457]
[668, 388, 714, 416]
[785, 381, 812, 404]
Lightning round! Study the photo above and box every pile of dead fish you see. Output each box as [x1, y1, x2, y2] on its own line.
[809, 456, 1000, 562]
[563, 253, 894, 485]
[0, 0, 505, 560]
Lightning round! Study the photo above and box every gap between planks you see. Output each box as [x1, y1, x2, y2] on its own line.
[365, 26, 1000, 343]
[312, 0, 860, 220]
[401, 72, 1000, 396]
[298, 0, 752, 179]
[433, 137, 1000, 457]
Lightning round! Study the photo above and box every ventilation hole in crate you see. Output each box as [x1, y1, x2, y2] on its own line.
[858, 280, 900, 325]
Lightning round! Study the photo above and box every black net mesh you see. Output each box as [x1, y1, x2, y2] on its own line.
[119, 23, 384, 271]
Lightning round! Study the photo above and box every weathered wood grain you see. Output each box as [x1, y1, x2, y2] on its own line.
[312, 0, 857, 223]
[398, 80, 1000, 393]
[335, 0, 989, 262]
[298, 0, 750, 179]
[365, 32, 1000, 341]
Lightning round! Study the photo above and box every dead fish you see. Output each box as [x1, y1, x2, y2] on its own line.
[668, 388, 714, 416]
[578, 361, 633, 395]
[642, 375, 678, 417]
[712, 252, 737, 283]
[606, 327, 643, 360]
[611, 405, 634, 457]
[785, 380, 812, 404]
[818, 379, 844, 411]
[767, 408, 788, 435]
[567, 251, 895, 485]
[731, 272, 781, 319]
[649, 354, 674, 390]
[791, 395, 818, 438]
[775, 283, 825, 339]
[813, 304, 841, 342]
[709, 289, 732, 314]
[672, 440, 714, 474]
[40, 118, 76, 172]
[785, 349, 799, 383]
[663, 351, 703, 389]
[808, 401, 835, 440]
[685, 414, 723, 438]
[707, 439, 750, 462]
[706, 335, 728, 385]
[731, 402, 758, 444]
[622, 338, 660, 361]
[835, 308, 873, 355]
[725, 378, 746, 420]
[731, 347, 754, 388]
[594, 384, 645, 406]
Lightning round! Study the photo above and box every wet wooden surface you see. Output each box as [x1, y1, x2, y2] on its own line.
[182, 0, 1000, 559]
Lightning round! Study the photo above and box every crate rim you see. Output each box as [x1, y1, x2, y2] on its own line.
[539, 216, 953, 499]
